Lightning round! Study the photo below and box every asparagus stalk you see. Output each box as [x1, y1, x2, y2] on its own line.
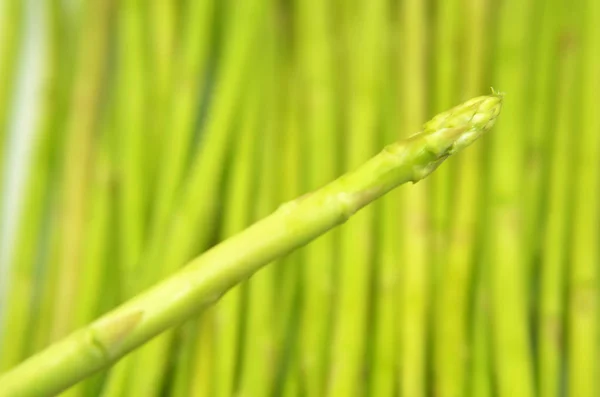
[0, 94, 503, 397]
[238, 53, 278, 397]
[67, 92, 119, 397]
[434, 0, 489, 395]
[0, 0, 64, 371]
[370, 73, 399, 397]
[117, 0, 148, 283]
[430, 0, 461, 273]
[273, 57, 304, 397]
[29, 0, 82, 355]
[102, 0, 215, 394]
[110, 0, 267, 394]
[0, 0, 24, 202]
[488, 0, 536, 395]
[147, 0, 176, 176]
[464, 1, 494, 395]
[211, 55, 262, 397]
[522, 0, 561, 291]
[399, 1, 430, 396]
[537, 6, 578, 394]
[147, 0, 214, 241]
[568, 0, 600, 394]
[49, 0, 112, 342]
[293, 0, 338, 394]
[327, 1, 387, 395]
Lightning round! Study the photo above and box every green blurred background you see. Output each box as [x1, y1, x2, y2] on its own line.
[0, 0, 598, 396]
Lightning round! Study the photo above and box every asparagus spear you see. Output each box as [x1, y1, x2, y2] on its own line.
[328, 0, 387, 395]
[537, 4, 578, 394]
[0, 0, 24, 204]
[568, 0, 600, 395]
[0, 94, 502, 397]
[117, 0, 148, 284]
[49, 0, 112, 342]
[434, 0, 489, 395]
[464, 1, 494, 395]
[370, 8, 398, 397]
[0, 0, 64, 371]
[488, 0, 536, 395]
[293, 0, 339, 394]
[399, 1, 430, 396]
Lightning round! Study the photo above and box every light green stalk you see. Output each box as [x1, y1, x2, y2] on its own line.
[293, 0, 338, 394]
[29, 0, 82, 355]
[568, 0, 600, 395]
[370, 57, 399, 397]
[67, 95, 118, 397]
[119, 1, 267, 395]
[210, 55, 263, 397]
[117, 0, 148, 282]
[273, 61, 303, 397]
[464, 2, 494, 395]
[102, 1, 216, 394]
[430, 0, 461, 272]
[0, 0, 23, 198]
[434, 0, 489, 395]
[0, 94, 503, 397]
[238, 49, 278, 397]
[327, 1, 387, 395]
[488, 0, 536, 395]
[537, 5, 578, 394]
[522, 0, 561, 288]
[148, 0, 214, 242]
[49, 0, 112, 342]
[0, 0, 61, 371]
[148, 0, 175, 173]
[399, 1, 430, 396]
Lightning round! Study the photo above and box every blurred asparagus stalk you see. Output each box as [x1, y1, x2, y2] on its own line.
[430, 0, 460, 271]
[370, 4, 397, 396]
[210, 47, 263, 397]
[537, 4, 578, 394]
[117, 0, 148, 284]
[488, 0, 536, 395]
[49, 0, 112, 342]
[0, 0, 23, 201]
[274, 61, 304, 397]
[293, 0, 338, 394]
[0, 0, 63, 372]
[238, 27, 279, 396]
[399, 1, 430, 396]
[147, 0, 214, 243]
[0, 94, 503, 397]
[327, 1, 387, 395]
[68, 94, 119, 397]
[434, 0, 491, 395]
[568, 0, 600, 395]
[464, 1, 494, 394]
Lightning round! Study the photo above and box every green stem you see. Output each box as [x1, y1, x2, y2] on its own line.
[49, 0, 112, 342]
[0, 0, 62, 372]
[488, 0, 536, 395]
[568, 0, 600, 395]
[327, 1, 387, 395]
[117, 0, 148, 283]
[293, 0, 338, 394]
[399, 1, 430, 396]
[537, 6, 578, 394]
[0, 0, 24, 200]
[434, 0, 490, 395]
[0, 95, 502, 397]
[148, 0, 214, 241]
